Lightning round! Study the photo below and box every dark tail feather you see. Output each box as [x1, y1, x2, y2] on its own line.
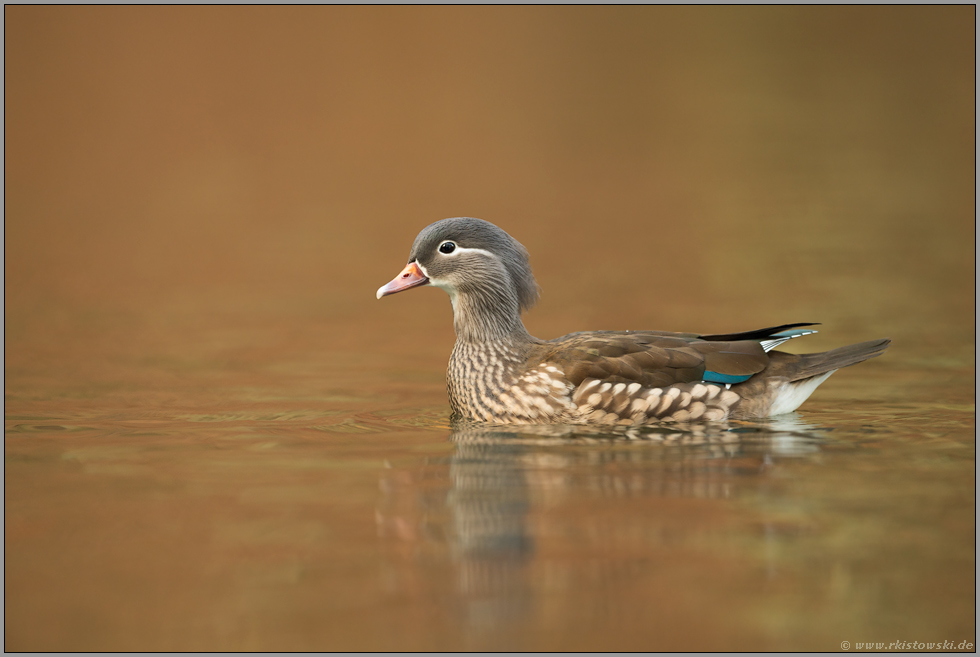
[790, 338, 891, 382]
[700, 322, 819, 342]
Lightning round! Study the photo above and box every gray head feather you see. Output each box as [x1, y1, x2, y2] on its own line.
[409, 217, 540, 313]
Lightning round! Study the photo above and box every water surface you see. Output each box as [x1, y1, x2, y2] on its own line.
[5, 306, 974, 651]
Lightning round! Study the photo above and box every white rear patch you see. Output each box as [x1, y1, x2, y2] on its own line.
[760, 328, 819, 352]
[768, 370, 836, 416]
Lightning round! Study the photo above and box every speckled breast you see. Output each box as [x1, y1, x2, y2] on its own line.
[447, 342, 576, 424]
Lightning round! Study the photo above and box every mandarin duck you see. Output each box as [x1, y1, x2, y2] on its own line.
[377, 217, 890, 425]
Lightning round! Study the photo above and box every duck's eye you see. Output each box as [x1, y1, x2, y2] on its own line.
[438, 241, 456, 254]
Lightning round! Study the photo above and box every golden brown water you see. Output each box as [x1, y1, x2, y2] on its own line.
[5, 6, 975, 651]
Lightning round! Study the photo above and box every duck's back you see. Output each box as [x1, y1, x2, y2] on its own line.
[531, 329, 770, 389]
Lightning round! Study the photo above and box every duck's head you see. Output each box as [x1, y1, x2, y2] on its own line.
[377, 217, 539, 341]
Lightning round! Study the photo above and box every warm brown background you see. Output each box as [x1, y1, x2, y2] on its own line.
[5, 6, 976, 652]
[6, 6, 974, 350]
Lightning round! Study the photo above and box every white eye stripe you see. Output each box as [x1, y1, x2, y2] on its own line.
[419, 244, 498, 297]
[439, 245, 496, 258]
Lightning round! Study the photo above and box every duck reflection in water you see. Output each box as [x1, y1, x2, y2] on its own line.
[375, 415, 827, 640]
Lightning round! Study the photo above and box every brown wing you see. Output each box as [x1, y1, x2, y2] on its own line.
[527, 330, 769, 388]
